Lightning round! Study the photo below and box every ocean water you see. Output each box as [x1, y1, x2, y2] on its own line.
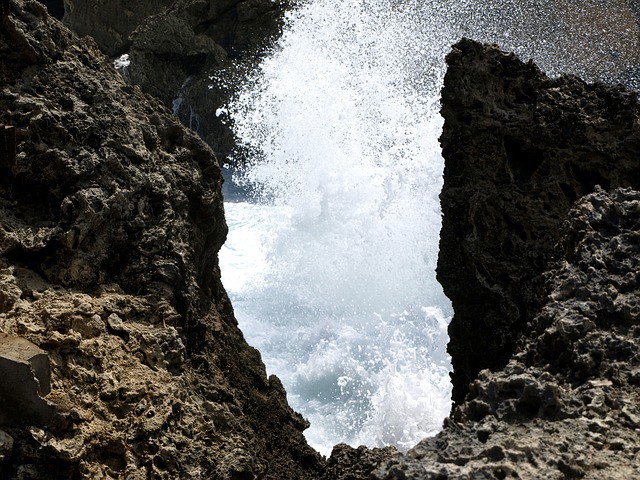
[217, 0, 640, 456]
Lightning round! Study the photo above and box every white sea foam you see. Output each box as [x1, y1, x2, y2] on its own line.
[218, 0, 639, 457]
[221, 199, 452, 455]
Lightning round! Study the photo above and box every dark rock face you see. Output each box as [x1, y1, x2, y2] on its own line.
[0, 335, 55, 427]
[438, 38, 640, 404]
[374, 186, 640, 479]
[370, 38, 640, 480]
[126, 0, 292, 161]
[63, 0, 292, 162]
[37, 0, 63, 19]
[62, 0, 175, 56]
[0, 2, 322, 478]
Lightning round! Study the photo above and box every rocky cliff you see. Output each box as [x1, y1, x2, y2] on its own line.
[0, 1, 322, 478]
[438, 38, 640, 405]
[375, 187, 640, 479]
[372, 39, 640, 479]
[4, 1, 640, 478]
[62, 0, 174, 56]
[62, 0, 292, 162]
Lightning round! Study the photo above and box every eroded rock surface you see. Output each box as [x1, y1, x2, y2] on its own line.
[438, 38, 640, 404]
[5, 3, 640, 477]
[374, 187, 640, 479]
[371, 39, 640, 480]
[0, 2, 322, 478]
[63, 0, 292, 161]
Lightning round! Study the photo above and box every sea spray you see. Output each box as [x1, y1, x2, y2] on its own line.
[221, 0, 454, 455]
[222, 194, 453, 454]
[218, 0, 640, 456]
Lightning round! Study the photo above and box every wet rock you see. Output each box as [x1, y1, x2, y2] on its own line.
[372, 40, 640, 480]
[62, 0, 174, 56]
[126, 0, 293, 161]
[62, 0, 293, 161]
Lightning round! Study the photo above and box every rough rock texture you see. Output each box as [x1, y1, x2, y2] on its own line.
[62, 0, 174, 56]
[374, 187, 640, 479]
[371, 38, 640, 480]
[0, 2, 323, 478]
[6, 3, 640, 477]
[63, 0, 292, 161]
[438, 38, 640, 405]
[321, 444, 397, 480]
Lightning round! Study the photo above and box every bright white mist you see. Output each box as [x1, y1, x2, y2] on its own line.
[218, 0, 640, 456]
[220, 0, 455, 455]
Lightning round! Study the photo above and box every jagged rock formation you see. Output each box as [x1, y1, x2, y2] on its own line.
[371, 39, 640, 479]
[126, 0, 292, 161]
[0, 1, 323, 478]
[374, 186, 640, 479]
[321, 444, 397, 480]
[5, 2, 640, 477]
[63, 0, 292, 161]
[437, 38, 640, 405]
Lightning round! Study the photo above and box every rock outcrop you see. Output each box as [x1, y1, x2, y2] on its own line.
[5, 1, 640, 477]
[374, 186, 640, 479]
[63, 0, 292, 162]
[371, 39, 640, 479]
[0, 2, 323, 478]
[437, 38, 640, 405]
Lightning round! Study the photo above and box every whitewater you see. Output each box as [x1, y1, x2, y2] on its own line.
[217, 0, 640, 456]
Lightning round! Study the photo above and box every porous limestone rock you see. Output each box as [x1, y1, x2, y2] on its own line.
[371, 39, 640, 480]
[7, 2, 640, 477]
[0, 1, 323, 478]
[438, 38, 640, 405]
[373, 187, 640, 480]
[321, 444, 397, 480]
